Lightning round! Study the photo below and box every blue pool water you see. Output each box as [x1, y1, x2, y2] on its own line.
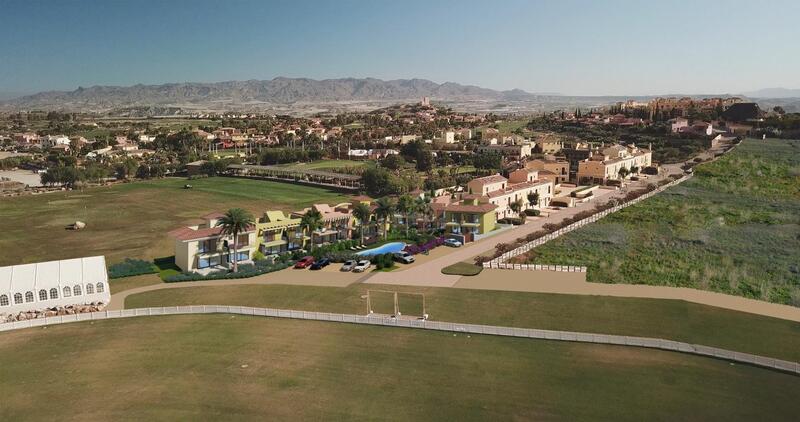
[357, 242, 406, 256]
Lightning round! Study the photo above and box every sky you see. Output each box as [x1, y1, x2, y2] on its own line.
[1, 0, 799, 96]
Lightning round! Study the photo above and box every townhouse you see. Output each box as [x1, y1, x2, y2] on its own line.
[432, 196, 497, 242]
[256, 211, 305, 255]
[169, 212, 257, 272]
[291, 203, 354, 247]
[467, 171, 554, 219]
[576, 144, 653, 185]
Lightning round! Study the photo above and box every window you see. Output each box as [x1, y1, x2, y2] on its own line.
[25, 291, 34, 303]
[86, 283, 94, 294]
[73, 284, 82, 296]
[14, 293, 23, 304]
[0, 295, 8, 306]
[39, 290, 48, 301]
[96, 283, 105, 293]
[49, 288, 58, 299]
[63, 286, 72, 297]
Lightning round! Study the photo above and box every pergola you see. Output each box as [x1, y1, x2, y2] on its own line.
[226, 164, 363, 190]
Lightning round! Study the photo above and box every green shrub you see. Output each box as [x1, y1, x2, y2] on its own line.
[164, 261, 292, 283]
[108, 258, 158, 279]
[524, 209, 541, 216]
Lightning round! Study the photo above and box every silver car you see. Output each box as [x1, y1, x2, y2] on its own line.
[340, 260, 356, 271]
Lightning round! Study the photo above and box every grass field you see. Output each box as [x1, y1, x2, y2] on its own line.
[517, 139, 800, 305]
[1, 314, 797, 421]
[0, 177, 348, 266]
[124, 283, 800, 362]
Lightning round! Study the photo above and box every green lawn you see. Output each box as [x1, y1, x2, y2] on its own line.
[1, 314, 797, 421]
[0, 177, 348, 266]
[441, 261, 483, 276]
[125, 283, 800, 362]
[518, 138, 800, 305]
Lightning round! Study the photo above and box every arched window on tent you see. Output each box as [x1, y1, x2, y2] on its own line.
[14, 293, 23, 304]
[49, 288, 58, 299]
[96, 283, 105, 293]
[86, 284, 94, 294]
[73, 285, 82, 296]
[63, 286, 72, 297]
[25, 291, 34, 302]
[39, 290, 48, 301]
[0, 295, 8, 306]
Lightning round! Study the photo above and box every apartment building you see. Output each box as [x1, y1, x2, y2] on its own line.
[169, 212, 257, 272]
[576, 144, 653, 184]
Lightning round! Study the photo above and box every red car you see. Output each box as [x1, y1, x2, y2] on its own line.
[294, 256, 315, 269]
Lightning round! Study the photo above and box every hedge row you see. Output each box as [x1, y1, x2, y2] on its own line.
[164, 261, 293, 283]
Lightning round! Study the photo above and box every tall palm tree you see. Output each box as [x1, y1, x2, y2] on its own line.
[414, 196, 433, 234]
[374, 197, 395, 240]
[216, 208, 255, 273]
[396, 194, 414, 238]
[352, 202, 372, 245]
[300, 208, 324, 251]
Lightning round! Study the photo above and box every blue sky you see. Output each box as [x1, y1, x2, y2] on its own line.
[1, 0, 798, 96]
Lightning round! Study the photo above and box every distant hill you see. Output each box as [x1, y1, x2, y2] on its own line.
[741, 88, 800, 99]
[0, 77, 553, 111]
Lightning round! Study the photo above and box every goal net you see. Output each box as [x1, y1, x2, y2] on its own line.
[366, 290, 427, 319]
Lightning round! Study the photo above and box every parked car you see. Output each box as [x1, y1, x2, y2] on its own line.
[340, 260, 356, 271]
[353, 260, 371, 273]
[310, 258, 331, 270]
[294, 256, 315, 269]
[443, 238, 463, 248]
[392, 251, 415, 264]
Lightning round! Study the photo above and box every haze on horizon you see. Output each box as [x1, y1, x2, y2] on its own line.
[1, 0, 798, 97]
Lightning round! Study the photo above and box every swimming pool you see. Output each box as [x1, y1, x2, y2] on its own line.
[357, 242, 406, 256]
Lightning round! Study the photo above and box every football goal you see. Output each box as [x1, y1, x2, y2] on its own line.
[365, 290, 427, 319]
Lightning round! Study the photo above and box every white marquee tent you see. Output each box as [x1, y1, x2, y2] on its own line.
[0, 256, 110, 315]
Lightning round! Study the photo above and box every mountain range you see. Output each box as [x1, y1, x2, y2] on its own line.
[2, 77, 798, 114]
[1, 77, 553, 111]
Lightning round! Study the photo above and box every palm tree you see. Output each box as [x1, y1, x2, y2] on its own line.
[374, 197, 395, 240]
[352, 202, 372, 245]
[215, 208, 255, 273]
[414, 196, 433, 234]
[300, 208, 324, 251]
[396, 194, 414, 238]
[527, 191, 540, 209]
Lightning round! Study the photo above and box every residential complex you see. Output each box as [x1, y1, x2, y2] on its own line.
[576, 144, 653, 184]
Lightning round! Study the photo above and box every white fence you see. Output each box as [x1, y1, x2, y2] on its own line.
[485, 174, 694, 268]
[484, 263, 588, 272]
[1, 304, 797, 375]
